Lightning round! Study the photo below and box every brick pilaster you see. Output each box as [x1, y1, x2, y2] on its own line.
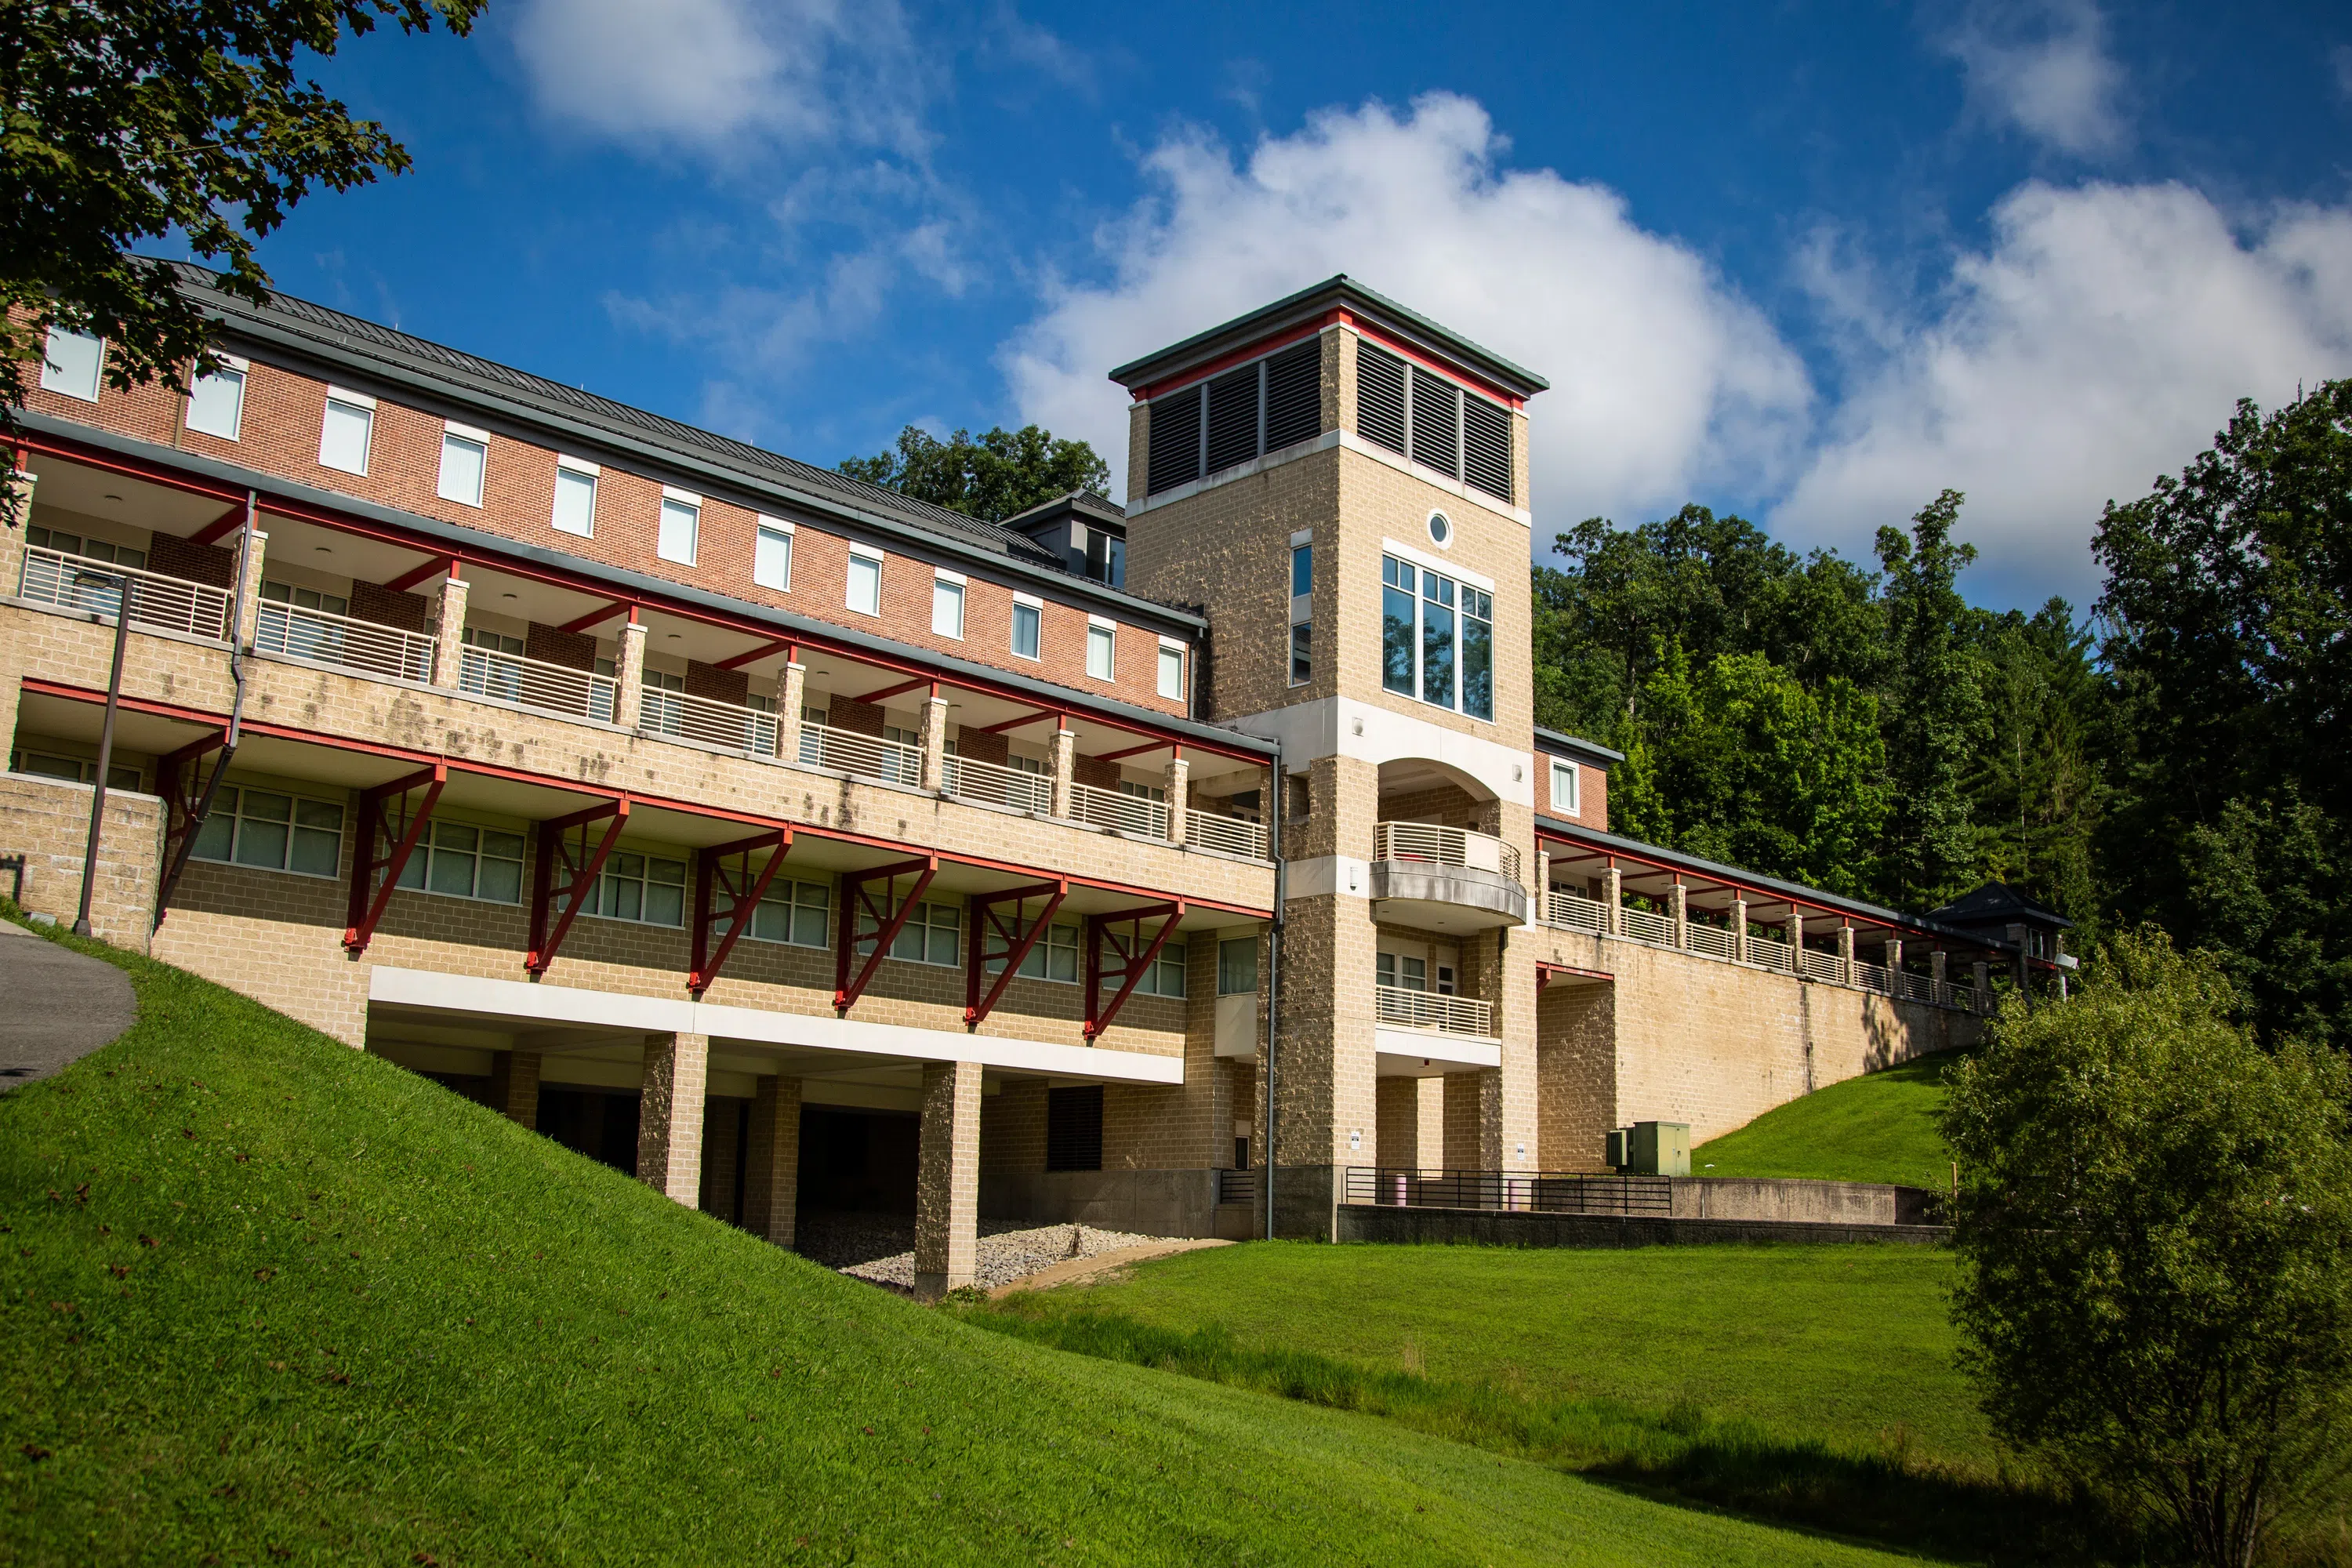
[915, 1060, 982, 1299]
[1163, 753, 1189, 846]
[777, 660, 806, 763]
[430, 572, 470, 688]
[742, 1073, 801, 1247]
[1602, 865, 1623, 936]
[614, 617, 647, 730]
[488, 1049, 540, 1129]
[1047, 723, 1075, 818]
[636, 1031, 709, 1206]
[919, 692, 949, 792]
[233, 528, 269, 652]
[1730, 896, 1748, 963]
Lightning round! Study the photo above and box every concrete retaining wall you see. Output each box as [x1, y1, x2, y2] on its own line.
[1337, 1203, 1947, 1250]
[1668, 1177, 1943, 1226]
[981, 1167, 1230, 1238]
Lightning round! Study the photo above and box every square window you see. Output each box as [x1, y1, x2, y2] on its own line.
[1550, 759, 1580, 815]
[847, 552, 882, 616]
[1011, 601, 1041, 660]
[552, 466, 597, 537]
[40, 328, 103, 401]
[186, 365, 245, 440]
[932, 578, 965, 639]
[754, 524, 793, 590]
[1157, 643, 1184, 700]
[438, 430, 487, 506]
[319, 397, 373, 474]
[658, 498, 699, 564]
[1087, 623, 1115, 681]
[1218, 937, 1258, 996]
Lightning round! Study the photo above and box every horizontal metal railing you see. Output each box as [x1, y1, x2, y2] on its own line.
[942, 753, 1051, 814]
[1747, 933, 1794, 971]
[1344, 1167, 1673, 1215]
[256, 601, 434, 682]
[1686, 922, 1737, 960]
[1373, 820, 1522, 882]
[1803, 949, 1845, 983]
[1374, 984, 1494, 1036]
[19, 546, 231, 642]
[1620, 906, 1672, 945]
[797, 720, 921, 786]
[1218, 1168, 1258, 1206]
[641, 688, 777, 755]
[1547, 888, 1606, 931]
[1071, 780, 1170, 840]
[458, 645, 617, 724]
[1186, 808, 1269, 859]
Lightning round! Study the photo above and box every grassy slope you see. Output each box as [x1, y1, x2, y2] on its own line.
[1691, 1051, 1969, 1189]
[0, 922, 1918, 1568]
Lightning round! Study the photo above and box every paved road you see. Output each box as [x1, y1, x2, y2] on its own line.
[0, 920, 138, 1091]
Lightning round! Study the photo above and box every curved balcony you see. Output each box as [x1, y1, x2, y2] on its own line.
[1368, 820, 1527, 933]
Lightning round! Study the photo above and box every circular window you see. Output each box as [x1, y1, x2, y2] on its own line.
[1428, 510, 1454, 547]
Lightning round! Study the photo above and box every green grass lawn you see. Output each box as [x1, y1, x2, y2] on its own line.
[0, 917, 1928, 1568]
[1691, 1051, 1969, 1189]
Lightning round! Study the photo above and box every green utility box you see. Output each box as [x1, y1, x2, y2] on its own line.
[1606, 1121, 1690, 1177]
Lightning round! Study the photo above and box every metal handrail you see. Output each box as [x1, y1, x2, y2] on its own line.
[1343, 1167, 1672, 1215]
[1373, 820, 1522, 881]
[256, 600, 434, 683]
[797, 720, 921, 786]
[641, 687, 778, 755]
[942, 753, 1051, 814]
[1545, 888, 1606, 931]
[19, 546, 231, 642]
[1686, 923, 1737, 959]
[1186, 808, 1269, 859]
[1072, 779, 1171, 840]
[1374, 984, 1494, 1036]
[1621, 906, 1672, 945]
[458, 644, 617, 724]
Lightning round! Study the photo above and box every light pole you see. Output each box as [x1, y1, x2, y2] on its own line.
[73, 570, 137, 938]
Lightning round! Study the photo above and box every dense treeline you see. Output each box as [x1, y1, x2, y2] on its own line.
[1534, 378, 2352, 1047]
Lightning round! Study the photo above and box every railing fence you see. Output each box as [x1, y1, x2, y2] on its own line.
[1343, 1167, 1673, 1216]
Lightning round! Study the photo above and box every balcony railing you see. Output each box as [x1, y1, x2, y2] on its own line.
[1345, 1167, 1672, 1215]
[1071, 780, 1170, 841]
[19, 546, 231, 642]
[1686, 922, 1737, 960]
[1372, 820, 1522, 882]
[942, 753, 1051, 815]
[641, 688, 777, 755]
[1620, 906, 1672, 945]
[1374, 984, 1494, 1037]
[256, 601, 434, 683]
[1547, 888, 1606, 932]
[458, 645, 617, 724]
[797, 720, 921, 786]
[1187, 808, 1268, 859]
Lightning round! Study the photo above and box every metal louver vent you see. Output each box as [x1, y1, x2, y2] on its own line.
[1410, 366, 1461, 477]
[1205, 363, 1262, 475]
[1357, 343, 1406, 453]
[1462, 395, 1513, 504]
[1262, 339, 1323, 452]
[1146, 387, 1203, 495]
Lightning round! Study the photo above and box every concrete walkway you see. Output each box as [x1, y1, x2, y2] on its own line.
[989, 1237, 1232, 1298]
[0, 920, 137, 1091]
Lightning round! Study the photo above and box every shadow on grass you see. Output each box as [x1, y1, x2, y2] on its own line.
[954, 1297, 2145, 1566]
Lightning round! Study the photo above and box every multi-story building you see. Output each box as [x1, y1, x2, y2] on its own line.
[1, 270, 1998, 1279]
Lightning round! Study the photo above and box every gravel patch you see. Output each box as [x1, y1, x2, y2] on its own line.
[796, 1210, 1181, 1292]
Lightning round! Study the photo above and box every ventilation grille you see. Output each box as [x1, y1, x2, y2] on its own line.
[1462, 395, 1513, 504]
[1146, 387, 1203, 495]
[1410, 367, 1461, 477]
[1262, 339, 1323, 452]
[1357, 343, 1407, 453]
[1046, 1084, 1105, 1172]
[1205, 364, 1262, 475]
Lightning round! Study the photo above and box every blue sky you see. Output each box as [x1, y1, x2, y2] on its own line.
[220, 0, 2352, 611]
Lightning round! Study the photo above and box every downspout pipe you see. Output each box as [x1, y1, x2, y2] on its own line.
[1264, 737, 1283, 1242]
[152, 489, 253, 928]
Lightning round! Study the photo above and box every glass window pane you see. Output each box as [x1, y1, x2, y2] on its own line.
[848, 554, 880, 615]
[191, 800, 236, 862]
[1218, 938, 1258, 995]
[289, 826, 339, 877]
[645, 880, 684, 927]
[477, 856, 522, 905]
[553, 468, 597, 537]
[658, 499, 699, 564]
[296, 800, 343, 832]
[1087, 625, 1114, 680]
[791, 902, 828, 948]
[1376, 953, 1396, 987]
[1011, 602, 1040, 659]
[428, 844, 476, 895]
[755, 526, 791, 589]
[41, 328, 103, 401]
[319, 400, 372, 474]
[396, 849, 427, 890]
[186, 367, 245, 439]
[1158, 644, 1183, 699]
[236, 817, 289, 869]
[932, 579, 964, 638]
[1462, 612, 1493, 720]
[483, 830, 524, 862]
[438, 434, 487, 506]
[241, 789, 292, 823]
[1382, 577, 1417, 695]
[1290, 622, 1312, 685]
[1291, 544, 1312, 597]
[1421, 598, 1455, 708]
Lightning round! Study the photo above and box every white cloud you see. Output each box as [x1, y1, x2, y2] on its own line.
[1936, 0, 2127, 158]
[1774, 181, 2352, 604]
[1001, 94, 1811, 530]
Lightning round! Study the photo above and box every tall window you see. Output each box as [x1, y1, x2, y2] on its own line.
[1011, 598, 1041, 660]
[185, 359, 246, 439]
[1381, 554, 1494, 720]
[437, 425, 488, 506]
[318, 391, 374, 475]
[39, 327, 103, 401]
[754, 521, 792, 590]
[190, 786, 344, 877]
[552, 461, 598, 537]
[395, 820, 525, 903]
[1086, 623, 1115, 681]
[932, 576, 965, 638]
[1289, 540, 1312, 685]
[1218, 936, 1259, 996]
[847, 549, 882, 615]
[1549, 759, 1580, 815]
[658, 495, 699, 565]
[1157, 642, 1184, 700]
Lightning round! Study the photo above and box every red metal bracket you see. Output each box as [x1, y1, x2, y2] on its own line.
[386, 555, 456, 593]
[833, 855, 938, 1012]
[975, 707, 1063, 735]
[688, 827, 792, 996]
[1084, 899, 1185, 1040]
[188, 503, 247, 546]
[526, 796, 629, 974]
[964, 879, 1069, 1028]
[558, 600, 632, 635]
[343, 764, 446, 953]
[151, 730, 231, 927]
[717, 637, 795, 671]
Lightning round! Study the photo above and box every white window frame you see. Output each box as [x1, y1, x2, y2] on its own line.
[866, 899, 960, 967]
[932, 572, 966, 640]
[1157, 639, 1185, 701]
[847, 545, 884, 617]
[437, 421, 490, 507]
[583, 847, 689, 928]
[552, 456, 599, 538]
[1086, 618, 1116, 682]
[658, 487, 701, 566]
[753, 516, 793, 590]
[188, 783, 346, 880]
[1218, 936, 1260, 996]
[1549, 758, 1581, 816]
[184, 354, 249, 440]
[319, 387, 376, 476]
[39, 327, 103, 402]
[746, 877, 832, 948]
[1010, 593, 1043, 662]
[394, 817, 528, 906]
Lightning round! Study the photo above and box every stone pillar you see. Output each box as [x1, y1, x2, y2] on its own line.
[233, 527, 269, 652]
[1668, 880, 1688, 949]
[1973, 960, 1991, 1007]
[488, 1050, 540, 1129]
[1602, 864, 1623, 936]
[1163, 753, 1190, 847]
[1441, 1072, 1489, 1171]
[0, 469, 34, 751]
[1532, 848, 1551, 921]
[1932, 949, 1949, 993]
[1838, 921, 1856, 985]
[742, 1073, 801, 1247]
[636, 1032, 709, 1207]
[919, 691, 950, 793]
[430, 571, 470, 688]
[777, 660, 807, 762]
[1884, 938, 1904, 994]
[1376, 1076, 1445, 1176]
[1730, 896, 1748, 964]
[1788, 910, 1806, 975]
[613, 617, 648, 731]
[914, 1060, 982, 1300]
[1048, 723, 1076, 819]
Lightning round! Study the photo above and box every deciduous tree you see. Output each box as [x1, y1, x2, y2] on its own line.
[839, 424, 1109, 524]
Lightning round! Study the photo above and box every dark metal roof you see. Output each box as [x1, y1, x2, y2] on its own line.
[1534, 727, 1624, 768]
[1105, 274, 1550, 399]
[1922, 882, 2074, 931]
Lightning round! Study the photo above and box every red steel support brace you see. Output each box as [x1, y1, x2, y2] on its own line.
[964, 878, 1069, 1027]
[1083, 899, 1185, 1039]
[833, 855, 937, 1012]
[688, 827, 792, 996]
[343, 764, 446, 953]
[526, 796, 629, 974]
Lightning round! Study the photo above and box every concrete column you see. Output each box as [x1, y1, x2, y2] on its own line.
[1730, 896, 1748, 964]
[430, 571, 470, 688]
[1441, 1072, 1487, 1171]
[1375, 1076, 1445, 1176]
[1163, 753, 1190, 846]
[1788, 910, 1806, 975]
[1048, 723, 1076, 819]
[915, 1061, 982, 1300]
[1838, 921, 1856, 985]
[1973, 960, 1991, 1007]
[742, 1073, 802, 1247]
[1668, 880, 1688, 949]
[613, 618, 648, 731]
[1602, 865, 1623, 936]
[777, 660, 807, 762]
[233, 528, 269, 652]
[919, 691, 950, 792]
[0, 470, 35, 751]
[488, 1049, 540, 1129]
[1932, 949, 1949, 991]
[636, 1031, 710, 1207]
